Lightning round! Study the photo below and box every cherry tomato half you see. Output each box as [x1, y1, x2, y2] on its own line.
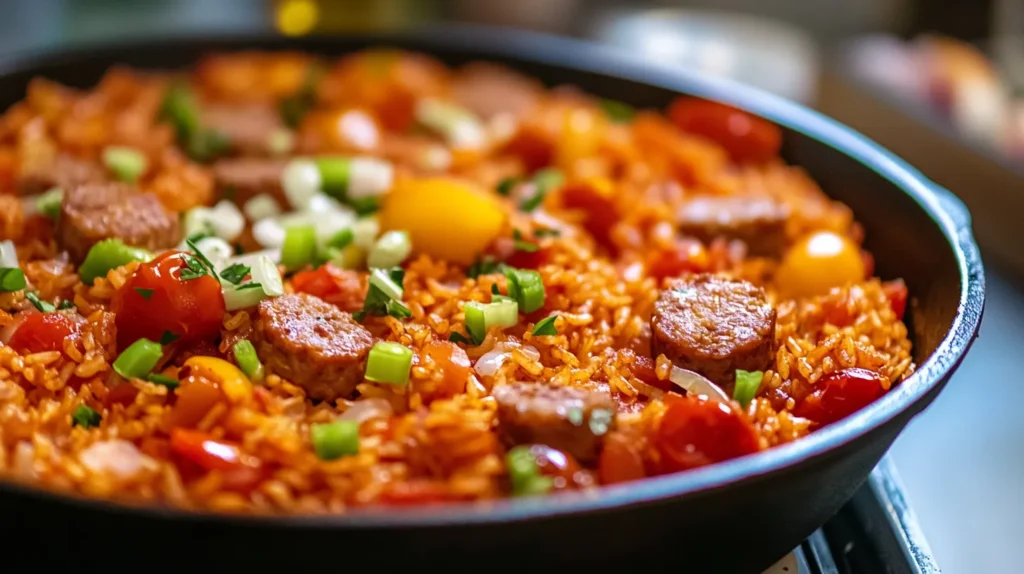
[653, 395, 760, 473]
[8, 311, 81, 354]
[598, 432, 647, 485]
[291, 263, 366, 313]
[111, 251, 225, 351]
[560, 178, 618, 250]
[793, 368, 886, 426]
[667, 97, 782, 164]
[170, 427, 263, 491]
[883, 279, 909, 321]
[645, 239, 710, 282]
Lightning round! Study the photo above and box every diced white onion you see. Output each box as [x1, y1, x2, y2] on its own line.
[473, 343, 539, 377]
[267, 128, 296, 156]
[281, 158, 322, 210]
[338, 398, 394, 425]
[243, 194, 282, 221]
[194, 236, 233, 270]
[347, 157, 394, 200]
[210, 200, 245, 241]
[182, 207, 216, 241]
[367, 230, 411, 269]
[416, 98, 487, 149]
[353, 217, 380, 250]
[252, 217, 286, 248]
[418, 145, 452, 172]
[0, 240, 19, 268]
[226, 248, 281, 267]
[251, 255, 284, 296]
[368, 268, 403, 300]
[669, 365, 730, 403]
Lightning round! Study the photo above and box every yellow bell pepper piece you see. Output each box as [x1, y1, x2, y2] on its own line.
[183, 356, 252, 403]
[378, 177, 507, 265]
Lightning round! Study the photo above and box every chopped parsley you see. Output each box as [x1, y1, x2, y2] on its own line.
[349, 196, 380, 216]
[467, 257, 507, 279]
[160, 330, 180, 346]
[531, 315, 558, 336]
[57, 299, 76, 310]
[236, 282, 264, 290]
[354, 267, 411, 322]
[519, 168, 564, 213]
[25, 292, 55, 313]
[147, 373, 179, 390]
[181, 238, 220, 281]
[512, 229, 539, 253]
[71, 404, 101, 428]
[448, 332, 470, 344]
[219, 263, 250, 286]
[496, 177, 518, 197]
[134, 287, 154, 300]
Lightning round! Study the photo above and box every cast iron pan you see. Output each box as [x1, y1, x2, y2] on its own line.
[0, 25, 985, 572]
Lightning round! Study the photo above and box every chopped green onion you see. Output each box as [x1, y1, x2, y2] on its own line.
[326, 228, 354, 250]
[160, 83, 200, 140]
[310, 419, 360, 461]
[733, 370, 764, 408]
[25, 292, 55, 313]
[280, 62, 323, 128]
[113, 338, 163, 380]
[71, 404, 102, 429]
[483, 298, 518, 329]
[504, 267, 545, 313]
[352, 217, 380, 250]
[102, 146, 148, 183]
[507, 445, 553, 497]
[79, 239, 153, 285]
[512, 229, 539, 253]
[160, 331, 180, 345]
[599, 99, 636, 123]
[364, 341, 413, 385]
[367, 230, 411, 269]
[0, 268, 26, 292]
[534, 168, 564, 192]
[496, 177, 517, 197]
[147, 373, 179, 390]
[232, 339, 264, 382]
[220, 263, 250, 286]
[532, 315, 558, 336]
[186, 128, 230, 163]
[57, 299, 75, 310]
[280, 224, 317, 270]
[449, 331, 470, 344]
[349, 196, 380, 216]
[368, 268, 404, 300]
[315, 157, 351, 198]
[354, 267, 409, 321]
[134, 287, 154, 300]
[467, 257, 506, 279]
[36, 187, 63, 219]
[464, 302, 487, 345]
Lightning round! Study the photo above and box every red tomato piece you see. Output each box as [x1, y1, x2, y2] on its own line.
[111, 251, 226, 351]
[291, 263, 367, 313]
[8, 312, 80, 354]
[882, 279, 909, 321]
[166, 376, 225, 429]
[421, 340, 471, 398]
[560, 179, 619, 250]
[667, 97, 782, 164]
[653, 395, 760, 473]
[505, 245, 550, 270]
[170, 428, 263, 490]
[793, 368, 886, 426]
[598, 432, 647, 485]
[104, 382, 140, 408]
[646, 239, 710, 281]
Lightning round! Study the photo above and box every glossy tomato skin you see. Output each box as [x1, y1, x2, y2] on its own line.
[646, 239, 710, 282]
[291, 263, 366, 313]
[883, 279, 909, 321]
[667, 97, 782, 165]
[111, 251, 225, 351]
[169, 427, 263, 491]
[793, 367, 886, 426]
[653, 395, 760, 473]
[598, 431, 647, 485]
[420, 340, 471, 399]
[522, 443, 594, 490]
[8, 312, 81, 354]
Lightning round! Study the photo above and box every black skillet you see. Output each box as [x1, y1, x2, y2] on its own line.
[0, 25, 984, 573]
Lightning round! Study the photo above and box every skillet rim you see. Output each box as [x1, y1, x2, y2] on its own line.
[0, 24, 985, 527]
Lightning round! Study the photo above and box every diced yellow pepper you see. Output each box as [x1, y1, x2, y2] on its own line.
[378, 177, 507, 265]
[183, 356, 252, 403]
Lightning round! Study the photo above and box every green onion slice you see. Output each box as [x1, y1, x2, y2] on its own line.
[364, 341, 413, 386]
[79, 239, 153, 285]
[310, 419, 360, 461]
[0, 268, 26, 292]
[112, 338, 163, 380]
[732, 369, 764, 408]
[232, 339, 264, 382]
[71, 404, 102, 429]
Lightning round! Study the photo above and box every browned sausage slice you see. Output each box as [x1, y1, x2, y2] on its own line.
[58, 183, 181, 263]
[211, 158, 288, 208]
[677, 195, 789, 258]
[18, 153, 108, 196]
[200, 103, 286, 157]
[493, 382, 616, 463]
[252, 293, 374, 401]
[651, 274, 776, 386]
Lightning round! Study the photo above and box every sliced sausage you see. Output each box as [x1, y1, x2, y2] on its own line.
[18, 153, 108, 196]
[677, 195, 789, 258]
[200, 102, 286, 157]
[493, 382, 616, 463]
[58, 183, 181, 263]
[252, 293, 374, 401]
[450, 62, 543, 120]
[211, 158, 287, 207]
[651, 274, 776, 386]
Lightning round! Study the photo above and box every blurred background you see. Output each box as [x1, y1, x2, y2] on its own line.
[0, 1, 1021, 572]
